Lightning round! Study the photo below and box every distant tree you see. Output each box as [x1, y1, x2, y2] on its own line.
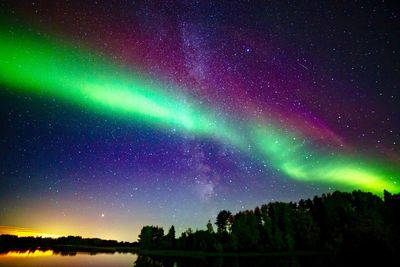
[192, 230, 208, 251]
[138, 226, 153, 249]
[165, 225, 176, 249]
[184, 228, 194, 250]
[206, 220, 214, 234]
[176, 232, 187, 250]
[138, 226, 164, 249]
[260, 204, 274, 250]
[136, 189, 400, 256]
[254, 207, 265, 251]
[185, 228, 193, 235]
[384, 190, 400, 226]
[230, 211, 260, 251]
[342, 190, 393, 255]
[154, 227, 164, 248]
[267, 202, 294, 250]
[167, 225, 175, 239]
[293, 207, 320, 249]
[216, 210, 231, 234]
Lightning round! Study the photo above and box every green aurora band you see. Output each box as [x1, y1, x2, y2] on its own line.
[0, 24, 398, 194]
[0, 24, 242, 147]
[252, 124, 399, 193]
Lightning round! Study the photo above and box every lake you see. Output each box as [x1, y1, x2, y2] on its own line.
[0, 249, 342, 266]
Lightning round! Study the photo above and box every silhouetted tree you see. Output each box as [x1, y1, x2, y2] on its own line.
[293, 206, 320, 249]
[165, 225, 176, 249]
[216, 210, 231, 234]
[133, 190, 399, 257]
[260, 204, 274, 251]
[138, 226, 164, 249]
[138, 226, 153, 249]
[230, 210, 260, 251]
[206, 219, 214, 234]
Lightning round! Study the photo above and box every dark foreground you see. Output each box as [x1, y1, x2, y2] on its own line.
[1, 189, 398, 265]
[0, 248, 392, 267]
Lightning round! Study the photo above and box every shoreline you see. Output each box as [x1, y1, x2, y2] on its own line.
[1, 246, 329, 257]
[137, 249, 329, 258]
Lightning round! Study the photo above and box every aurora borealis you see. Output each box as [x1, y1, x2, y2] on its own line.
[0, 1, 399, 241]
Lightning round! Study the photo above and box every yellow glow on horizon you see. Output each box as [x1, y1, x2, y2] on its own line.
[4, 250, 53, 257]
[0, 226, 61, 238]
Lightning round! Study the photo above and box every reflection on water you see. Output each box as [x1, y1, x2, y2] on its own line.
[134, 255, 337, 267]
[0, 250, 340, 267]
[0, 249, 137, 267]
[3, 250, 53, 257]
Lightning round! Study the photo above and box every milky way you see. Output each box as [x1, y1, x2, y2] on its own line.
[1, 18, 398, 194]
[0, 1, 399, 241]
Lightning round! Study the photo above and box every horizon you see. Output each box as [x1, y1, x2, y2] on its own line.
[1, 188, 397, 243]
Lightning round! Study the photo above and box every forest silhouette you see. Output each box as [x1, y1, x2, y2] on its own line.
[138, 190, 400, 257]
[1, 189, 399, 259]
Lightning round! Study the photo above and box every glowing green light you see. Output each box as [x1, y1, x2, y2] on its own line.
[0, 21, 398, 194]
[253, 125, 399, 194]
[0, 23, 243, 147]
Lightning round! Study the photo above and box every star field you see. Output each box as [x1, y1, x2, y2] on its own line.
[0, 1, 399, 241]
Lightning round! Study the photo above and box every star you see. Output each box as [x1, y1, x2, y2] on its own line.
[0, 0, 398, 243]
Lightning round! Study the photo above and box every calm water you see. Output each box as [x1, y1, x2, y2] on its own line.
[0, 250, 137, 267]
[0, 249, 342, 267]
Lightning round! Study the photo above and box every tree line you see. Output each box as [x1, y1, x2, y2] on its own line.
[138, 190, 400, 255]
[0, 235, 136, 252]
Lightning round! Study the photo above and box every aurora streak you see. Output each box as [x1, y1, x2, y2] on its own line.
[0, 22, 398, 195]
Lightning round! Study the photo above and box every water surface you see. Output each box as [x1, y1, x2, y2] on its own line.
[0, 249, 340, 267]
[0, 250, 137, 267]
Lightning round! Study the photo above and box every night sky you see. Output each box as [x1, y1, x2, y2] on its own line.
[0, 0, 399, 242]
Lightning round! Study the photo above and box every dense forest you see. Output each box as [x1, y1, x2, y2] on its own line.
[138, 190, 400, 256]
